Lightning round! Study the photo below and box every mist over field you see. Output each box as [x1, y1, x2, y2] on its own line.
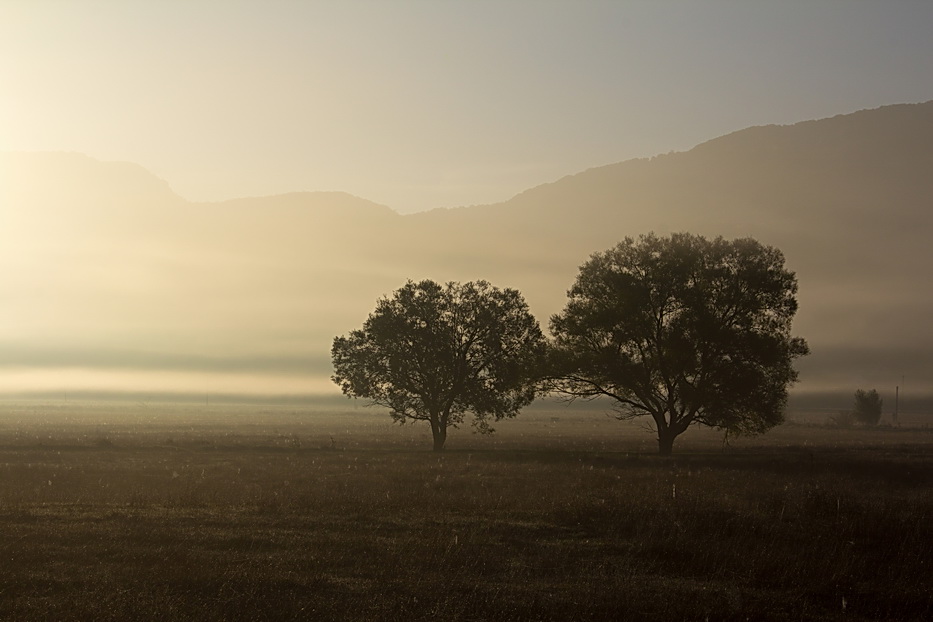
[3, 102, 933, 412]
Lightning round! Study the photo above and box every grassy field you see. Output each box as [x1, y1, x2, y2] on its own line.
[0, 400, 929, 621]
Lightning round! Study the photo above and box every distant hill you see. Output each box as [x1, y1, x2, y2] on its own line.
[3, 101, 932, 409]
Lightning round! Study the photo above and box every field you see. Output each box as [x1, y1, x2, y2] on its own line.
[0, 400, 929, 621]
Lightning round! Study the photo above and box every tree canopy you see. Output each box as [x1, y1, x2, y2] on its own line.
[331, 279, 546, 451]
[548, 233, 809, 454]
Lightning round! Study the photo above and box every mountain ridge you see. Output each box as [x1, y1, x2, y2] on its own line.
[8, 99, 931, 217]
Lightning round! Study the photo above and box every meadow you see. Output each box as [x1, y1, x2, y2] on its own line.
[0, 400, 929, 621]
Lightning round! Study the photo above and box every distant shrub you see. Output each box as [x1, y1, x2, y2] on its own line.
[853, 389, 883, 426]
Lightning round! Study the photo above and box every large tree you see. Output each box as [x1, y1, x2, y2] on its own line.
[332, 280, 546, 451]
[548, 233, 809, 455]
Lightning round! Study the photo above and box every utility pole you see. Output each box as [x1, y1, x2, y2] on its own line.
[894, 374, 904, 426]
[894, 385, 899, 425]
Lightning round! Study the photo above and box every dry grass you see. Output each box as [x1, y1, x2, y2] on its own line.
[0, 400, 929, 621]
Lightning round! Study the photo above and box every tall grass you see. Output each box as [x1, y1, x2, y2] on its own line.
[0, 401, 929, 621]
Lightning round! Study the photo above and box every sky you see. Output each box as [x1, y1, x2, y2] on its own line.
[2, 1, 933, 214]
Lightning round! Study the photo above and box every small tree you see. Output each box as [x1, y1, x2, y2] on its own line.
[853, 389, 883, 426]
[331, 280, 545, 451]
[548, 233, 809, 455]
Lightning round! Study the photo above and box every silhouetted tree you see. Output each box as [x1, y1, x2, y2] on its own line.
[331, 280, 545, 451]
[853, 389, 883, 426]
[548, 233, 809, 455]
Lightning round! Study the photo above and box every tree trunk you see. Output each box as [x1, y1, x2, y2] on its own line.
[657, 427, 676, 456]
[430, 418, 447, 452]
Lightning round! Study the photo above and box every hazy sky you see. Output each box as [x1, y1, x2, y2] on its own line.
[3, 1, 933, 213]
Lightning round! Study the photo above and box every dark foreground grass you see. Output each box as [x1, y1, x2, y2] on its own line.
[0, 402, 929, 621]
